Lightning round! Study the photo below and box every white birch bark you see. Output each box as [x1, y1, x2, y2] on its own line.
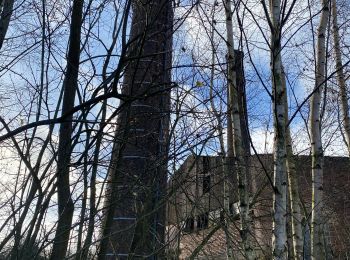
[281, 70, 304, 259]
[310, 0, 329, 259]
[224, 1, 254, 259]
[269, 0, 288, 258]
[208, 10, 234, 258]
[286, 134, 304, 259]
[331, 0, 350, 156]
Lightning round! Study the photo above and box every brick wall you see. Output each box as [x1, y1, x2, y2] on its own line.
[167, 155, 350, 259]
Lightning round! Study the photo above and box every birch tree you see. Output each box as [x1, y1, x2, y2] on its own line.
[282, 69, 303, 259]
[224, 0, 254, 259]
[207, 6, 234, 258]
[310, 0, 330, 259]
[268, 0, 288, 258]
[331, 0, 350, 156]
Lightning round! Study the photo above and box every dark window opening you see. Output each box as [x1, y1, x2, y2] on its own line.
[184, 217, 194, 233]
[203, 156, 210, 173]
[203, 175, 211, 194]
[220, 210, 225, 223]
[229, 202, 234, 215]
[197, 212, 209, 230]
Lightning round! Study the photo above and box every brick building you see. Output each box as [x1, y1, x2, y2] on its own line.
[167, 155, 350, 259]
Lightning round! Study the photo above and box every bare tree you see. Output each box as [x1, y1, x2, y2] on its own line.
[278, 68, 304, 259]
[331, 0, 350, 156]
[0, 0, 349, 259]
[224, 0, 254, 259]
[267, 0, 288, 258]
[51, 1, 84, 259]
[310, 0, 330, 259]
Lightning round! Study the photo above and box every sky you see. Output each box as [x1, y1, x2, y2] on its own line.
[171, 0, 349, 160]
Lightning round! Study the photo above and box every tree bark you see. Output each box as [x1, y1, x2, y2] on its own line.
[208, 7, 234, 258]
[50, 1, 84, 259]
[224, 1, 254, 259]
[281, 69, 303, 259]
[269, 0, 288, 258]
[310, 0, 329, 259]
[331, 0, 350, 156]
[0, 0, 15, 49]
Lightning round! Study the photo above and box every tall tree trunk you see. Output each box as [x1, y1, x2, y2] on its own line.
[310, 0, 329, 259]
[269, 0, 288, 258]
[225, 39, 235, 260]
[286, 134, 303, 259]
[98, 1, 172, 258]
[331, 0, 350, 155]
[75, 130, 90, 259]
[50, 1, 84, 259]
[281, 70, 304, 259]
[0, 0, 15, 49]
[224, 83, 235, 259]
[208, 7, 234, 258]
[224, 1, 254, 259]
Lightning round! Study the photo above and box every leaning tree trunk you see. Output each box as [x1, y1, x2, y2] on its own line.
[50, 1, 84, 259]
[310, 0, 329, 259]
[224, 1, 254, 259]
[331, 0, 350, 156]
[98, 0, 173, 259]
[270, 0, 288, 258]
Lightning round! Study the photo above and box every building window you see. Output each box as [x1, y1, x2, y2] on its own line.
[203, 175, 211, 194]
[184, 217, 194, 233]
[197, 212, 209, 230]
[203, 156, 210, 173]
[220, 210, 225, 223]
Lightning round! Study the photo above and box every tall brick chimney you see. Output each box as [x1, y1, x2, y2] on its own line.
[99, 1, 173, 259]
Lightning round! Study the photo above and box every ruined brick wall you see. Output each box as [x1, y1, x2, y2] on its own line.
[167, 155, 350, 259]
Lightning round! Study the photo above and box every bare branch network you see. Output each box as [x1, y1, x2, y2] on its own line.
[0, 0, 349, 259]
